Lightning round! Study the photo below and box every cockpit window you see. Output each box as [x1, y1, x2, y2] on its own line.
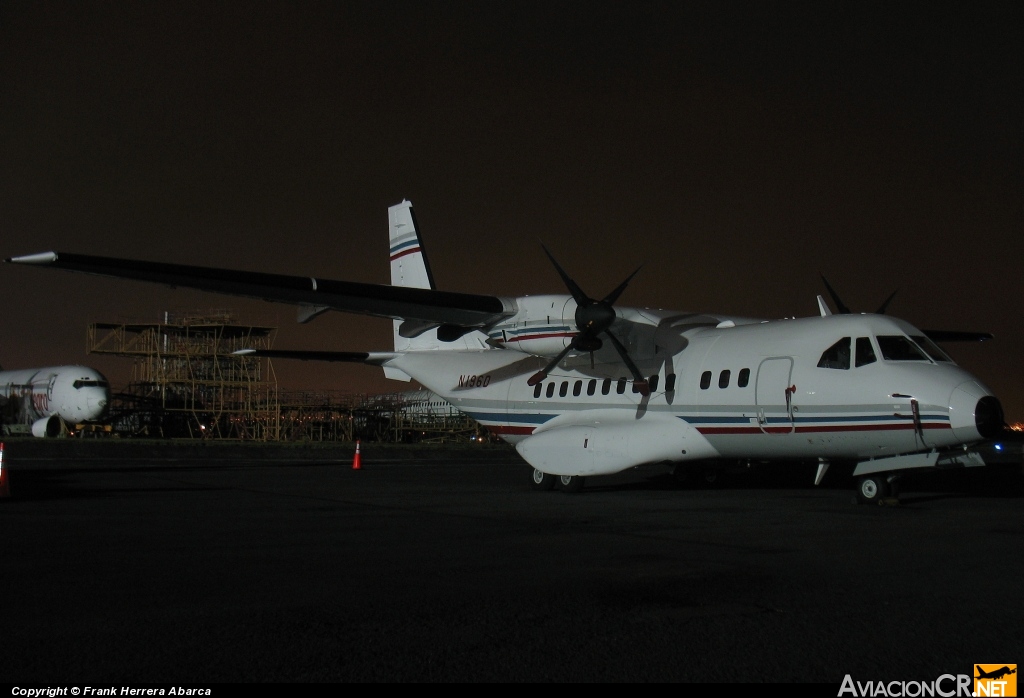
[73, 380, 109, 389]
[910, 335, 953, 363]
[817, 337, 851, 370]
[855, 337, 877, 367]
[876, 336, 929, 361]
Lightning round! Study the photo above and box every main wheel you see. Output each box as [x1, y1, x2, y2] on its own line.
[670, 464, 691, 487]
[530, 468, 556, 491]
[558, 475, 585, 493]
[856, 475, 891, 504]
[698, 468, 727, 489]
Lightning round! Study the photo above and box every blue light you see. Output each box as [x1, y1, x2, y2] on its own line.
[994, 443, 1003, 451]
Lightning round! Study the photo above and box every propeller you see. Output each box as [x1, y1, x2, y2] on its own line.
[527, 245, 650, 396]
[819, 274, 992, 342]
[820, 274, 897, 315]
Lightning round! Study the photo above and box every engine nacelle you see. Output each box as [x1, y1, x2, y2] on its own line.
[32, 415, 63, 438]
[492, 294, 579, 358]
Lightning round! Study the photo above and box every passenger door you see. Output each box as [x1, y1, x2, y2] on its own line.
[755, 357, 794, 434]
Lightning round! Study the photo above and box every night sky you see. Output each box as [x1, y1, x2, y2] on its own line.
[2, 3, 1021, 420]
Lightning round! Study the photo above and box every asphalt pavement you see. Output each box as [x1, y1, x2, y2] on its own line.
[1, 445, 1022, 683]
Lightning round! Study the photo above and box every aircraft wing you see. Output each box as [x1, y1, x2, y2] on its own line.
[232, 349, 398, 364]
[921, 329, 993, 342]
[6, 252, 513, 328]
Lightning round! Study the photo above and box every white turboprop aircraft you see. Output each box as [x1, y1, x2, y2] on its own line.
[0, 365, 111, 436]
[6, 201, 1004, 501]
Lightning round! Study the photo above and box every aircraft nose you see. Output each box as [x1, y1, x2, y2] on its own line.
[948, 381, 1004, 442]
[88, 395, 108, 418]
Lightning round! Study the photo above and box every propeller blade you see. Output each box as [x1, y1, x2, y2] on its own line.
[602, 330, 650, 396]
[534, 243, 648, 395]
[815, 277, 991, 342]
[922, 329, 993, 342]
[540, 244, 590, 306]
[601, 265, 643, 305]
[527, 339, 578, 386]
[820, 274, 851, 314]
[876, 290, 898, 315]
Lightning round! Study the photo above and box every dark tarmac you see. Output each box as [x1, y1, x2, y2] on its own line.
[1, 441, 1022, 684]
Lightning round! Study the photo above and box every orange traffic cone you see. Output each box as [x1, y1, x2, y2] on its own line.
[0, 442, 10, 498]
[352, 439, 363, 470]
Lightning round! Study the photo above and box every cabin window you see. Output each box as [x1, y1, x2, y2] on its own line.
[665, 373, 676, 392]
[910, 335, 953, 363]
[572, 380, 582, 397]
[533, 383, 542, 398]
[817, 337, 851, 369]
[616, 378, 627, 394]
[877, 336, 928, 361]
[737, 368, 750, 388]
[855, 337, 877, 367]
[546, 383, 555, 398]
[719, 370, 731, 388]
[559, 381, 568, 397]
[649, 374, 659, 392]
[73, 379, 109, 389]
[700, 371, 712, 389]
[587, 379, 597, 396]
[601, 378, 611, 395]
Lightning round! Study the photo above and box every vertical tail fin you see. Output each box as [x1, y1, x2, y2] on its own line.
[385, 201, 483, 379]
[389, 200, 436, 291]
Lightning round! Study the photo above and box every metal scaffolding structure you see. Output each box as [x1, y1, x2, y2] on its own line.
[87, 310, 484, 443]
[278, 390, 483, 443]
[278, 390, 359, 442]
[364, 390, 484, 443]
[89, 310, 280, 439]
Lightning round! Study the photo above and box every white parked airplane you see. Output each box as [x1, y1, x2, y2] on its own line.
[6, 201, 1004, 500]
[0, 365, 111, 436]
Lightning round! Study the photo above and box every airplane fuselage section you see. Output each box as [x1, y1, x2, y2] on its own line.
[391, 313, 997, 471]
[0, 366, 110, 435]
[8, 201, 1003, 484]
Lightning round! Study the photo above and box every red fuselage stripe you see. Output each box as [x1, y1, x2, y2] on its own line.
[483, 421, 954, 438]
[501, 332, 577, 343]
[696, 423, 952, 435]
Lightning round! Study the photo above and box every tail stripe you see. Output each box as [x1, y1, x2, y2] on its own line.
[390, 244, 422, 262]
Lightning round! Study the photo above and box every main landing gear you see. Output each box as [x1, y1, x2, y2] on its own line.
[670, 463, 728, 489]
[557, 474, 585, 493]
[530, 468, 556, 491]
[528, 468, 585, 493]
[856, 473, 900, 505]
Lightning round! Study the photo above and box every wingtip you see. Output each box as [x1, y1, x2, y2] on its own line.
[7, 251, 58, 264]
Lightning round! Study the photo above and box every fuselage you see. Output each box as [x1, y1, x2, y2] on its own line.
[390, 310, 1001, 465]
[0, 365, 110, 434]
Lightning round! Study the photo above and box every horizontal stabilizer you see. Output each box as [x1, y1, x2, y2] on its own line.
[297, 304, 331, 324]
[922, 329, 993, 342]
[7, 251, 514, 328]
[232, 349, 398, 365]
